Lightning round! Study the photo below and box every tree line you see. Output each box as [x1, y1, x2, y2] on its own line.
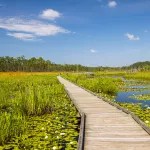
[0, 56, 98, 72]
[0, 56, 150, 72]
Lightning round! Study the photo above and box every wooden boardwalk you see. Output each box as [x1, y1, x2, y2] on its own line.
[58, 76, 150, 150]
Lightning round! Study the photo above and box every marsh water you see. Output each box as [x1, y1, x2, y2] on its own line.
[116, 90, 150, 106]
[113, 76, 150, 106]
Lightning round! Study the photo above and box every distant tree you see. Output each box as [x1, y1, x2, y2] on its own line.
[0, 56, 149, 72]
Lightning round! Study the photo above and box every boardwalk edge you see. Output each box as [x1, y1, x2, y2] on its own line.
[63, 86, 86, 150]
[61, 76, 150, 136]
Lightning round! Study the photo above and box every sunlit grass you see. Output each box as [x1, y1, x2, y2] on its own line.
[0, 73, 79, 149]
[124, 72, 150, 81]
[95, 71, 126, 76]
[95, 71, 150, 81]
[62, 73, 120, 100]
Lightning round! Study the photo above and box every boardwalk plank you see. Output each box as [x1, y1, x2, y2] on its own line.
[57, 76, 150, 150]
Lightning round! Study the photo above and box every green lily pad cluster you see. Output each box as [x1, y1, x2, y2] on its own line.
[120, 80, 150, 92]
[2, 106, 79, 149]
[129, 93, 150, 100]
[116, 103, 150, 127]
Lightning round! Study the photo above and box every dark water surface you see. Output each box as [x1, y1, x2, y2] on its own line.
[116, 90, 150, 106]
[113, 76, 150, 106]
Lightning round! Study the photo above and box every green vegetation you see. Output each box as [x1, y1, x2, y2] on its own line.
[119, 81, 150, 92]
[63, 74, 120, 100]
[1, 56, 150, 72]
[129, 61, 150, 70]
[0, 73, 79, 150]
[95, 71, 150, 82]
[95, 71, 150, 92]
[0, 68, 150, 149]
[116, 103, 150, 127]
[95, 71, 126, 77]
[62, 73, 150, 128]
[129, 93, 150, 100]
[124, 72, 150, 81]
[0, 56, 104, 72]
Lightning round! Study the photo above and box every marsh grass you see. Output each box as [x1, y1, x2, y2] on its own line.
[95, 71, 150, 81]
[124, 72, 150, 81]
[95, 71, 126, 77]
[0, 73, 79, 149]
[62, 74, 120, 99]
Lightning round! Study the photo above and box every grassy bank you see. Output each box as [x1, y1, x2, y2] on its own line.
[62, 74, 120, 100]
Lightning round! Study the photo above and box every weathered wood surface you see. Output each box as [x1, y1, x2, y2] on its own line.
[57, 76, 150, 150]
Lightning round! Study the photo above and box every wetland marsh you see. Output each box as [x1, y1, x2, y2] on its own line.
[0, 73, 80, 150]
[63, 72, 150, 127]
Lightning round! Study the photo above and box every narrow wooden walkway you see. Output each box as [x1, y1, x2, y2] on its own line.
[57, 76, 150, 150]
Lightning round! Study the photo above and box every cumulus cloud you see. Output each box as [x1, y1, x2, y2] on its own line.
[0, 17, 69, 40]
[90, 49, 97, 53]
[39, 9, 61, 20]
[7, 32, 36, 41]
[125, 33, 140, 41]
[108, 1, 117, 8]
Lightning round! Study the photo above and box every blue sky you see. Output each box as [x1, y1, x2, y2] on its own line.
[0, 0, 150, 67]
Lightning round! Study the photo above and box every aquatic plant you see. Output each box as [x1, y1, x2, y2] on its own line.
[129, 93, 150, 100]
[117, 103, 150, 127]
[0, 73, 79, 149]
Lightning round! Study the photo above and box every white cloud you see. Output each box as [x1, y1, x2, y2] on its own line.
[108, 1, 117, 8]
[39, 9, 61, 20]
[7, 32, 36, 41]
[144, 30, 148, 33]
[0, 18, 69, 40]
[125, 33, 140, 41]
[90, 49, 97, 53]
